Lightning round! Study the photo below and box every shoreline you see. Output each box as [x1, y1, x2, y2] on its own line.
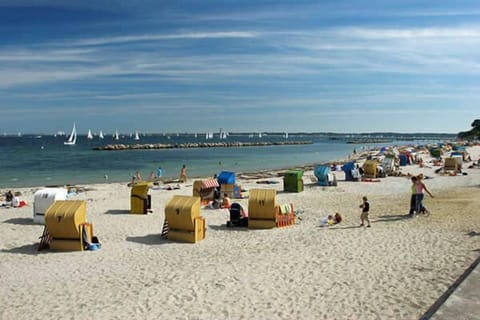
[93, 140, 313, 151]
[1, 146, 479, 319]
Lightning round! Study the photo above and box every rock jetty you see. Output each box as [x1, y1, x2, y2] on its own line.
[93, 141, 312, 151]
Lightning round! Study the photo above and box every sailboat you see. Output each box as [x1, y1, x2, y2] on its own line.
[87, 129, 93, 140]
[219, 129, 228, 139]
[113, 130, 119, 141]
[133, 131, 140, 141]
[64, 123, 77, 145]
[99, 130, 104, 139]
[284, 132, 289, 139]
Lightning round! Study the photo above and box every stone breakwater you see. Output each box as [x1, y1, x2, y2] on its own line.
[93, 141, 312, 150]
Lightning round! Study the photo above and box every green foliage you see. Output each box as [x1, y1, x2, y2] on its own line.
[458, 119, 480, 140]
[472, 119, 480, 129]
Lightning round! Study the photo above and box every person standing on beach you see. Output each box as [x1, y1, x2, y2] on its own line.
[156, 166, 163, 181]
[408, 176, 417, 216]
[359, 196, 371, 227]
[180, 164, 187, 183]
[415, 174, 434, 214]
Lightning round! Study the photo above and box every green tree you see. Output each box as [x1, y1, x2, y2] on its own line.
[458, 119, 480, 140]
[471, 119, 480, 129]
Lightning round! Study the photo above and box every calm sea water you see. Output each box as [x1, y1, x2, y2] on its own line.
[0, 134, 436, 188]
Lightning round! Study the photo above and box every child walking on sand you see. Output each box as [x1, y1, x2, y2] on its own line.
[359, 196, 371, 227]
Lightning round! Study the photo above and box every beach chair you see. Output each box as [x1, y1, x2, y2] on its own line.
[44, 200, 96, 251]
[443, 157, 458, 173]
[226, 203, 248, 227]
[130, 182, 152, 214]
[33, 188, 68, 224]
[193, 179, 219, 202]
[248, 189, 277, 229]
[314, 166, 336, 186]
[362, 160, 378, 179]
[165, 195, 205, 243]
[342, 162, 355, 181]
[248, 189, 295, 229]
[382, 157, 396, 176]
[398, 154, 408, 166]
[283, 170, 304, 192]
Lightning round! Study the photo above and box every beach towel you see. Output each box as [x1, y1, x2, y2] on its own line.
[256, 180, 279, 184]
[279, 204, 292, 214]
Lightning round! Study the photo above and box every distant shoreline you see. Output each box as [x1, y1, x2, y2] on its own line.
[93, 141, 313, 151]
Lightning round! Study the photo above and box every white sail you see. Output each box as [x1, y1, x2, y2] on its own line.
[87, 129, 93, 140]
[284, 132, 288, 139]
[113, 130, 119, 140]
[258, 132, 262, 138]
[64, 123, 77, 145]
[134, 131, 140, 140]
[219, 129, 228, 139]
[99, 130, 104, 139]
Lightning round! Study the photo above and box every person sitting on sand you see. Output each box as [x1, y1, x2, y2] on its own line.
[5, 190, 13, 203]
[320, 213, 342, 226]
[320, 215, 335, 226]
[334, 212, 342, 224]
[12, 194, 27, 208]
[221, 193, 231, 209]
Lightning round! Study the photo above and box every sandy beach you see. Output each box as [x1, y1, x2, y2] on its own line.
[1, 146, 479, 320]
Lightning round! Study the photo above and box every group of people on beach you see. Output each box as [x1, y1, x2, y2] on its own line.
[321, 174, 433, 228]
[130, 164, 188, 185]
[408, 174, 434, 216]
[1, 190, 27, 208]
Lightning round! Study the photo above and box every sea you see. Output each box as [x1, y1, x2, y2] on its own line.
[0, 133, 450, 188]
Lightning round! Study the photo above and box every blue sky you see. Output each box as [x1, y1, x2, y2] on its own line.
[0, 0, 479, 134]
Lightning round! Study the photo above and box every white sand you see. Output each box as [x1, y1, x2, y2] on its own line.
[1, 146, 479, 320]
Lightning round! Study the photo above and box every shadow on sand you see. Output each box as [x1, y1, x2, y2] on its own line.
[104, 209, 131, 215]
[208, 224, 249, 232]
[1, 243, 45, 255]
[3, 217, 38, 225]
[126, 234, 169, 245]
[373, 214, 412, 224]
[321, 225, 363, 230]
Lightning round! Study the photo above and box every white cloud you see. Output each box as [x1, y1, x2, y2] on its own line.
[71, 31, 258, 46]
[335, 26, 480, 40]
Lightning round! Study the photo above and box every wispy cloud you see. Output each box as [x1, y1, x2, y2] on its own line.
[0, 48, 96, 62]
[2, 24, 480, 90]
[71, 31, 258, 46]
[334, 26, 480, 40]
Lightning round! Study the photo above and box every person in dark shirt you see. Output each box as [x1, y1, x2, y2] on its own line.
[359, 196, 371, 227]
[5, 190, 13, 202]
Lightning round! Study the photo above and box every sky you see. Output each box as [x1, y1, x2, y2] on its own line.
[0, 0, 479, 134]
